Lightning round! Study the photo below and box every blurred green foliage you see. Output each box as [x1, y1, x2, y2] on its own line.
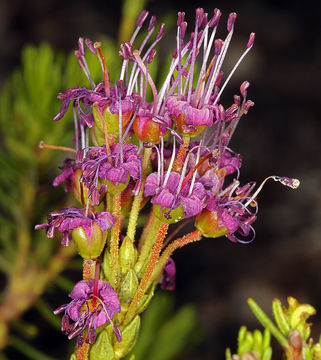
[126, 292, 200, 360]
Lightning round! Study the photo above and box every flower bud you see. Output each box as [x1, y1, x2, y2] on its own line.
[72, 222, 107, 259]
[119, 270, 139, 304]
[133, 114, 164, 143]
[89, 329, 115, 360]
[119, 236, 138, 276]
[114, 315, 141, 359]
[195, 209, 229, 238]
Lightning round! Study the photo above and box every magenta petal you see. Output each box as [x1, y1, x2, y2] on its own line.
[180, 196, 203, 218]
[144, 173, 159, 196]
[67, 301, 84, 322]
[220, 209, 239, 233]
[95, 212, 117, 231]
[152, 188, 176, 209]
[98, 281, 121, 314]
[69, 280, 91, 300]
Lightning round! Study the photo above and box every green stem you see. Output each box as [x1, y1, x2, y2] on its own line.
[124, 222, 168, 325]
[126, 147, 152, 241]
[134, 216, 162, 277]
[247, 298, 289, 349]
[109, 192, 122, 287]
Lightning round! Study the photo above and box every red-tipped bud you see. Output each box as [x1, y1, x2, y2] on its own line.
[195, 209, 229, 238]
[136, 10, 149, 27]
[227, 12, 237, 32]
[247, 32, 255, 48]
[133, 114, 167, 143]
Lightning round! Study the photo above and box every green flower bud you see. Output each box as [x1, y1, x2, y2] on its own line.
[114, 315, 140, 359]
[89, 329, 114, 360]
[119, 270, 139, 305]
[195, 209, 230, 238]
[119, 236, 138, 277]
[72, 222, 107, 259]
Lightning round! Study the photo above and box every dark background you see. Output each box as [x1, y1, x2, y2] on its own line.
[0, 0, 320, 358]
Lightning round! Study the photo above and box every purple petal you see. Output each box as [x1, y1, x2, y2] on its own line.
[95, 212, 117, 231]
[69, 280, 91, 300]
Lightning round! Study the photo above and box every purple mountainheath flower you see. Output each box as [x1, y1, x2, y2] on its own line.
[54, 279, 121, 345]
[35, 207, 116, 248]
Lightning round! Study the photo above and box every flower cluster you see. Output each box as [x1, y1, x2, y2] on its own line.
[36, 8, 299, 358]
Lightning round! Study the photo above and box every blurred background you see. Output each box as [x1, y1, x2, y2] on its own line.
[0, 0, 320, 359]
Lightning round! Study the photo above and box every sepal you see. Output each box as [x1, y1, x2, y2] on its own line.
[114, 315, 140, 359]
[119, 236, 138, 277]
[118, 270, 139, 305]
[89, 329, 115, 360]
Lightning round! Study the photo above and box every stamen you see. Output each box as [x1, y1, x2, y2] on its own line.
[94, 42, 110, 98]
[133, 50, 158, 113]
[39, 141, 76, 153]
[91, 295, 122, 342]
[163, 137, 176, 188]
[214, 36, 255, 105]
[180, 153, 212, 193]
[244, 176, 300, 207]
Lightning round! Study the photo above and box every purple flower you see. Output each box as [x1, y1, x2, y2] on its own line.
[35, 207, 116, 246]
[160, 258, 176, 290]
[54, 279, 121, 345]
[80, 144, 141, 199]
[145, 171, 206, 220]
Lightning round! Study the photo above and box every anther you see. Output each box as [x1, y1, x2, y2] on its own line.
[136, 10, 149, 27]
[227, 12, 237, 32]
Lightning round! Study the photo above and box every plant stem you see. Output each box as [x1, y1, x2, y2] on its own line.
[134, 216, 162, 277]
[124, 222, 168, 325]
[109, 192, 122, 287]
[126, 147, 152, 241]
